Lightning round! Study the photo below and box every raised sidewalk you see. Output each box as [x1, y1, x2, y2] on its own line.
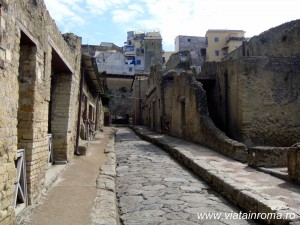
[16, 127, 119, 225]
[131, 126, 300, 225]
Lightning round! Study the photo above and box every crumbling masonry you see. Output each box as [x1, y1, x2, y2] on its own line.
[142, 19, 300, 184]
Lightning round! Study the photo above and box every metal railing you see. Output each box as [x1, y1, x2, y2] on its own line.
[48, 134, 53, 164]
[84, 119, 95, 141]
[14, 149, 28, 214]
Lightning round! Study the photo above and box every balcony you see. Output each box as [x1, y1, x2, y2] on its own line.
[124, 45, 135, 56]
[226, 37, 244, 43]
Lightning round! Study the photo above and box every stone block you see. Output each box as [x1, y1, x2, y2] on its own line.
[248, 147, 290, 168]
[288, 147, 300, 184]
[236, 190, 258, 213]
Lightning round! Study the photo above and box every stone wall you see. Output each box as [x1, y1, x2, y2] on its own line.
[248, 147, 290, 167]
[132, 77, 147, 125]
[169, 72, 247, 162]
[288, 147, 300, 184]
[142, 66, 177, 133]
[106, 78, 134, 121]
[165, 51, 192, 72]
[144, 66, 163, 132]
[80, 78, 103, 139]
[202, 56, 300, 148]
[199, 20, 300, 183]
[161, 72, 175, 133]
[142, 65, 247, 161]
[0, 0, 82, 224]
[230, 19, 300, 58]
[200, 20, 300, 147]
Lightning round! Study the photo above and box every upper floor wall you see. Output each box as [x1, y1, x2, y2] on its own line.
[205, 29, 245, 62]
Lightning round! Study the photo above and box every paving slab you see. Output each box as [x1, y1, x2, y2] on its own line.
[132, 126, 300, 225]
[116, 128, 259, 225]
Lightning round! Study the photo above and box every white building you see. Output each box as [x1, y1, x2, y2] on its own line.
[94, 31, 163, 76]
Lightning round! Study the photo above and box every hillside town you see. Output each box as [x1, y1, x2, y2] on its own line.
[0, 0, 299, 225]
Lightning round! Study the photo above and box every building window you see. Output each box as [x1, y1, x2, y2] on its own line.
[188, 38, 191, 42]
[129, 67, 133, 72]
[214, 50, 219, 56]
[136, 59, 141, 65]
[125, 46, 134, 52]
[214, 37, 219, 42]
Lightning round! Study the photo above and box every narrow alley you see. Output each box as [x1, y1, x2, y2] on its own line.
[115, 127, 258, 225]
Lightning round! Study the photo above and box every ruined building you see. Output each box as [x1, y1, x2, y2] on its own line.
[0, 1, 104, 224]
[142, 19, 300, 184]
[79, 54, 105, 152]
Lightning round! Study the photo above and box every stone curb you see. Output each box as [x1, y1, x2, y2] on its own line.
[91, 130, 120, 225]
[131, 126, 300, 225]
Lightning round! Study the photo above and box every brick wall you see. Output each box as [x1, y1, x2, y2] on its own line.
[0, 2, 21, 223]
[0, 0, 82, 224]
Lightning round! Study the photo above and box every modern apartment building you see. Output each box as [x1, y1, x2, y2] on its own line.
[124, 30, 163, 75]
[205, 30, 245, 62]
[92, 31, 162, 76]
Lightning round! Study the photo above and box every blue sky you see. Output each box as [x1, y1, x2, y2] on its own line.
[44, 0, 300, 51]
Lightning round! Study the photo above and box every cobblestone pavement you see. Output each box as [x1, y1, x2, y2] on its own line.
[115, 128, 259, 225]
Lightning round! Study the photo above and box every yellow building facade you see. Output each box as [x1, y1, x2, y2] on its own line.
[205, 30, 245, 62]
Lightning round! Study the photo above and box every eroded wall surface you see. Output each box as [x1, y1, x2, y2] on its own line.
[169, 72, 247, 162]
[202, 19, 300, 147]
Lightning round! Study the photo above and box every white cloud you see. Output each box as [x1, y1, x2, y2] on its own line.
[132, 0, 300, 50]
[112, 4, 145, 23]
[128, 4, 144, 14]
[45, 0, 300, 50]
[112, 10, 137, 23]
[134, 0, 202, 49]
[86, 0, 130, 15]
[44, 0, 85, 32]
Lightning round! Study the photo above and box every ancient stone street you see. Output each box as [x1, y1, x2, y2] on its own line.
[115, 128, 258, 225]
